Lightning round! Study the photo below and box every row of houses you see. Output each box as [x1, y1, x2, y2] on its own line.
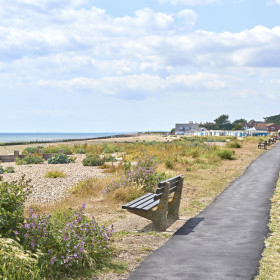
[175, 120, 280, 137]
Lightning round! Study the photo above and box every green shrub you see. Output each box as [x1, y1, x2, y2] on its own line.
[43, 146, 60, 154]
[104, 155, 117, 162]
[45, 170, 66, 178]
[215, 149, 235, 160]
[0, 165, 4, 174]
[57, 145, 72, 155]
[83, 153, 103, 166]
[5, 166, 15, 173]
[0, 238, 41, 280]
[102, 144, 121, 154]
[48, 154, 71, 164]
[76, 148, 86, 154]
[22, 146, 44, 155]
[226, 141, 242, 148]
[16, 155, 44, 165]
[43, 144, 73, 154]
[165, 159, 173, 169]
[0, 176, 32, 238]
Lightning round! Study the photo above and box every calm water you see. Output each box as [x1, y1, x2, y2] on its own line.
[0, 132, 124, 143]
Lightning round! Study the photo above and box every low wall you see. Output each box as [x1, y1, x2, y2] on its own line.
[0, 151, 58, 163]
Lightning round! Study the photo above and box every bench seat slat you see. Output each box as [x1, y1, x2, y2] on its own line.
[132, 198, 159, 211]
[122, 193, 154, 209]
[124, 194, 156, 210]
[142, 200, 161, 211]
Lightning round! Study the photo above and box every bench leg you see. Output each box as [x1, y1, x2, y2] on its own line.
[152, 211, 167, 231]
[128, 209, 168, 231]
[151, 181, 170, 231]
[167, 176, 184, 220]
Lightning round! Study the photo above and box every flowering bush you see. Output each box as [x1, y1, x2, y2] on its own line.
[106, 156, 166, 194]
[18, 204, 114, 272]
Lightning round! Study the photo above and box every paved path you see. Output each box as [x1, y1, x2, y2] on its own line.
[129, 143, 280, 280]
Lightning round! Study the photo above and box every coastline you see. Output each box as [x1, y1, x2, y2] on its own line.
[0, 132, 139, 146]
[0, 133, 174, 155]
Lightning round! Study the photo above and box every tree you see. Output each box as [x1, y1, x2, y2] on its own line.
[264, 114, 280, 125]
[232, 118, 247, 125]
[214, 114, 230, 125]
[170, 128, 175, 135]
[233, 124, 243, 130]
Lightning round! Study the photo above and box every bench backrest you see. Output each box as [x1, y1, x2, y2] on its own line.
[154, 175, 183, 201]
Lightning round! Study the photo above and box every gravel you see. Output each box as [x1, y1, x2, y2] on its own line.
[1, 155, 106, 205]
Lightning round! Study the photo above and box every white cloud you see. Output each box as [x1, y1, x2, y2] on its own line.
[178, 9, 198, 26]
[36, 72, 227, 100]
[158, 0, 219, 5]
[0, 2, 280, 105]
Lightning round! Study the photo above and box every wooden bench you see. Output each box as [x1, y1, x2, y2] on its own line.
[122, 175, 184, 231]
[258, 141, 267, 149]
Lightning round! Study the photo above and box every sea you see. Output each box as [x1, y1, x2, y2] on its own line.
[0, 132, 126, 144]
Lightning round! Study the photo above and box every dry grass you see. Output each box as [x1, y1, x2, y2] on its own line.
[44, 170, 66, 178]
[255, 174, 280, 280]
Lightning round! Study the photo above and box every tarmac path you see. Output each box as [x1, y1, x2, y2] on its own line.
[129, 143, 280, 280]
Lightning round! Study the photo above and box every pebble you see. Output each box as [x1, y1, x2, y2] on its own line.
[1, 155, 106, 205]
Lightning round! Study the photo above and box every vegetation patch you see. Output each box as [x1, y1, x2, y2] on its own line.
[106, 156, 167, 202]
[22, 146, 44, 155]
[0, 237, 41, 280]
[255, 175, 280, 280]
[83, 153, 103, 166]
[16, 155, 44, 165]
[45, 170, 66, 178]
[0, 177, 114, 279]
[226, 141, 242, 148]
[5, 166, 15, 173]
[48, 154, 72, 164]
[215, 149, 235, 160]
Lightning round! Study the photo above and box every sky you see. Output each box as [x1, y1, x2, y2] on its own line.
[1, 0, 280, 132]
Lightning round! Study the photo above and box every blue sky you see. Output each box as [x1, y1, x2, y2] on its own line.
[1, 0, 280, 132]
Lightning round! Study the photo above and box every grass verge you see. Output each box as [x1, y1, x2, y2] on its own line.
[255, 173, 280, 280]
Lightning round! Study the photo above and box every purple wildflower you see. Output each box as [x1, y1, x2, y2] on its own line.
[51, 256, 56, 264]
